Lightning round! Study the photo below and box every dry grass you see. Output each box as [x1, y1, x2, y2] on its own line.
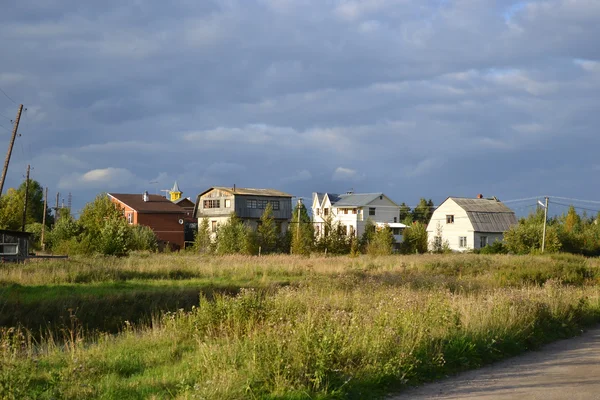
[1, 253, 600, 399]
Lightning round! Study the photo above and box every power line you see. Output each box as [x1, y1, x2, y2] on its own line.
[549, 201, 600, 214]
[0, 112, 10, 121]
[0, 123, 10, 132]
[0, 87, 17, 105]
[549, 196, 600, 205]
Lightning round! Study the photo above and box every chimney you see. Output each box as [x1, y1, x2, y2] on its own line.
[233, 184, 236, 192]
[143, 191, 149, 202]
[477, 194, 483, 199]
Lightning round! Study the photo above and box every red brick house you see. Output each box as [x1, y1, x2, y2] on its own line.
[108, 192, 186, 250]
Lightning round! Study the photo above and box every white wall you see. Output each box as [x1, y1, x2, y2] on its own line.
[426, 199, 474, 252]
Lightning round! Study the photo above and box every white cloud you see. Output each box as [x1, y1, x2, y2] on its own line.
[58, 168, 136, 190]
[332, 167, 365, 182]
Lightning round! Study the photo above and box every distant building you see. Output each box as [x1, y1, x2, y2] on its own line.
[426, 195, 518, 252]
[0, 230, 32, 262]
[108, 192, 186, 250]
[312, 192, 402, 240]
[168, 181, 196, 247]
[192, 186, 293, 235]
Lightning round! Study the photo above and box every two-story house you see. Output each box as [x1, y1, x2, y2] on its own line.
[192, 186, 293, 235]
[312, 192, 402, 239]
[426, 195, 518, 252]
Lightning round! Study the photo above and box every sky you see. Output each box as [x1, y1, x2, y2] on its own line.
[0, 0, 599, 217]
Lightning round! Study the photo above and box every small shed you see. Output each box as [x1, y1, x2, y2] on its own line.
[0, 230, 32, 262]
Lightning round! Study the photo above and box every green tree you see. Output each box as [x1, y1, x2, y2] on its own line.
[412, 198, 434, 224]
[367, 224, 394, 256]
[291, 202, 314, 256]
[193, 217, 213, 254]
[129, 225, 158, 252]
[399, 202, 412, 223]
[504, 211, 561, 254]
[359, 218, 376, 252]
[257, 203, 278, 254]
[216, 213, 253, 255]
[315, 215, 350, 254]
[0, 188, 23, 230]
[400, 221, 428, 254]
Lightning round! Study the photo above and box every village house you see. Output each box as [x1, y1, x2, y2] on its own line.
[108, 191, 187, 250]
[312, 192, 404, 240]
[426, 195, 518, 252]
[192, 186, 293, 235]
[0, 229, 32, 262]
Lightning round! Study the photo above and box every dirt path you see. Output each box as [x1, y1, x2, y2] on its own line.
[390, 326, 600, 400]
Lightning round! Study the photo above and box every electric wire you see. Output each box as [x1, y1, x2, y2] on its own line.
[549, 201, 600, 214]
[0, 87, 17, 105]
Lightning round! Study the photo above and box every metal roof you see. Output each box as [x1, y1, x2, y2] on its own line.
[333, 193, 384, 207]
[450, 197, 518, 232]
[171, 181, 181, 193]
[202, 187, 293, 198]
[108, 193, 186, 214]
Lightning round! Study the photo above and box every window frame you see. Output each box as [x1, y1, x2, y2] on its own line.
[459, 236, 467, 248]
[446, 215, 455, 224]
[369, 207, 376, 216]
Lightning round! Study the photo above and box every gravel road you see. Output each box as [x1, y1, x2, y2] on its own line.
[390, 326, 600, 400]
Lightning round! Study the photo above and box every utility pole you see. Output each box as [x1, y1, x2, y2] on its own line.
[41, 187, 48, 251]
[21, 164, 30, 232]
[296, 198, 302, 239]
[55, 192, 60, 221]
[0, 104, 24, 197]
[541, 196, 549, 253]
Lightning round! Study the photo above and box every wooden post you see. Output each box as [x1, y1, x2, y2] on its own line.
[41, 187, 48, 250]
[0, 104, 23, 197]
[55, 192, 60, 221]
[21, 164, 30, 232]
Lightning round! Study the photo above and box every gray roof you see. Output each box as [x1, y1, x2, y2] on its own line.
[202, 187, 293, 198]
[451, 197, 518, 232]
[333, 193, 384, 207]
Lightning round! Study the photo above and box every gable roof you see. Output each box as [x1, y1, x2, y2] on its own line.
[450, 197, 517, 232]
[173, 197, 195, 208]
[108, 193, 186, 214]
[334, 193, 385, 207]
[200, 187, 293, 198]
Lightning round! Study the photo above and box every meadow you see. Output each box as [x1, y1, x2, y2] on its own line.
[1, 253, 600, 399]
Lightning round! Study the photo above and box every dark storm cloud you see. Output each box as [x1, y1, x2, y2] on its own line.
[0, 0, 599, 212]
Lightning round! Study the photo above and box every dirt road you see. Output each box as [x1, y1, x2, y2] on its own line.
[391, 326, 600, 400]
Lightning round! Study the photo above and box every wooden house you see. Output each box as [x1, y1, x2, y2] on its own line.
[0, 230, 32, 262]
[192, 187, 293, 235]
[426, 195, 518, 252]
[108, 192, 186, 250]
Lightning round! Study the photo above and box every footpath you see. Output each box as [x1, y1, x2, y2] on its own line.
[391, 326, 600, 400]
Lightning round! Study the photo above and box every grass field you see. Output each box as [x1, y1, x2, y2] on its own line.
[1, 253, 600, 399]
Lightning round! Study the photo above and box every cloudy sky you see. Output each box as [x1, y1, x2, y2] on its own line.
[0, 0, 599, 215]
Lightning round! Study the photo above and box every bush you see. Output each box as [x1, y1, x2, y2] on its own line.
[129, 225, 158, 252]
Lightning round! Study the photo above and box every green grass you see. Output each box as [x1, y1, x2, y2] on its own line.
[1, 253, 600, 399]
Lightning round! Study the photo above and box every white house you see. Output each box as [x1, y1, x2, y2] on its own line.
[426, 195, 518, 252]
[312, 192, 403, 240]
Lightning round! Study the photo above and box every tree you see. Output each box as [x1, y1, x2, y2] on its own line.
[216, 213, 253, 255]
[359, 218, 376, 252]
[367, 224, 394, 256]
[257, 203, 278, 254]
[504, 211, 561, 254]
[193, 217, 213, 254]
[315, 215, 350, 254]
[0, 188, 23, 230]
[399, 202, 412, 224]
[400, 221, 428, 254]
[412, 198, 434, 224]
[291, 202, 314, 256]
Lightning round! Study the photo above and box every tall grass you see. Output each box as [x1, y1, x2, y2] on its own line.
[1, 253, 600, 398]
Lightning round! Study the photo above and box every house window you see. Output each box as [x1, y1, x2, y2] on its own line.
[446, 215, 454, 224]
[324, 208, 329, 216]
[349, 226, 355, 237]
[394, 217, 397, 223]
[127, 213, 133, 224]
[344, 209, 348, 214]
[434, 236, 442, 248]
[480, 236, 488, 248]
[211, 221, 217, 233]
[225, 199, 231, 208]
[459, 236, 467, 248]
[270, 201, 280, 210]
[315, 208, 320, 216]
[369, 207, 376, 216]
[204, 200, 220, 209]
[392, 228, 401, 235]
[352, 208, 357, 214]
